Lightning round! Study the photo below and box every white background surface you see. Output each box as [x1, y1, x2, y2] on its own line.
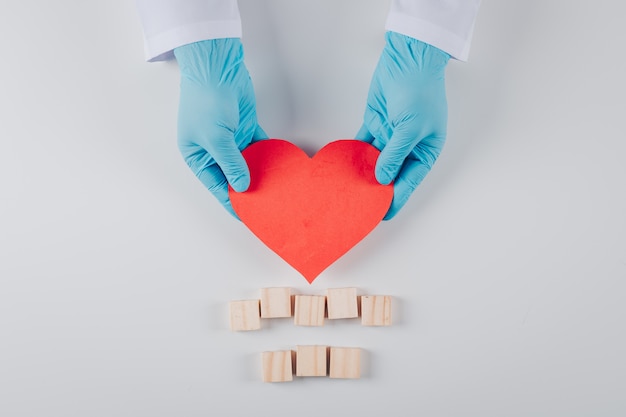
[1, 1, 625, 416]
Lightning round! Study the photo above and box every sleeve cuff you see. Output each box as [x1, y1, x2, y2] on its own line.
[385, 11, 474, 62]
[143, 18, 242, 62]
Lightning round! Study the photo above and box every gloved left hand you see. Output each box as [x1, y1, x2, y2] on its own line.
[356, 31, 450, 220]
[174, 38, 267, 218]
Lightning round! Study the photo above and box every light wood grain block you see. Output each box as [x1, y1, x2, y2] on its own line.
[329, 347, 361, 379]
[260, 287, 292, 318]
[262, 350, 293, 382]
[326, 287, 358, 319]
[360, 295, 392, 326]
[293, 295, 325, 326]
[296, 345, 327, 377]
[229, 300, 260, 331]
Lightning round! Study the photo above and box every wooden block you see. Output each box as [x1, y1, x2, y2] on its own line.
[260, 287, 292, 318]
[360, 295, 392, 326]
[262, 350, 293, 382]
[293, 295, 325, 326]
[229, 300, 260, 331]
[326, 287, 358, 319]
[329, 347, 361, 379]
[296, 345, 327, 377]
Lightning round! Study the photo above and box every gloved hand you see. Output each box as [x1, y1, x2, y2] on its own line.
[174, 38, 267, 218]
[355, 31, 450, 220]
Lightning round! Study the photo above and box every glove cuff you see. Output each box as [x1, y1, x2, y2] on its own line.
[174, 39, 245, 85]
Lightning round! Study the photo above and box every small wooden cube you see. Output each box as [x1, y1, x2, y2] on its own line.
[329, 347, 361, 379]
[262, 351, 293, 382]
[293, 295, 325, 326]
[260, 287, 292, 318]
[326, 288, 358, 319]
[296, 345, 327, 377]
[361, 295, 392, 326]
[229, 300, 260, 331]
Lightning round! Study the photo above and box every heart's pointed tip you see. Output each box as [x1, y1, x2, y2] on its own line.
[301, 271, 320, 284]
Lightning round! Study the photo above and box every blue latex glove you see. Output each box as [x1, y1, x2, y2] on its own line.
[356, 31, 450, 220]
[174, 38, 267, 218]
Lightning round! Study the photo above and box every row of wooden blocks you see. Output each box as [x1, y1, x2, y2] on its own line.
[263, 346, 361, 382]
[229, 287, 392, 331]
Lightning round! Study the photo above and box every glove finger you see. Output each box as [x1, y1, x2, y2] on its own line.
[354, 124, 375, 143]
[383, 157, 431, 220]
[356, 124, 391, 182]
[194, 162, 240, 219]
[251, 124, 269, 143]
[375, 126, 420, 185]
[202, 127, 250, 193]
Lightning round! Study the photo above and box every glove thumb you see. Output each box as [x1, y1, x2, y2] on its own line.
[375, 126, 418, 185]
[354, 124, 375, 143]
[209, 128, 250, 192]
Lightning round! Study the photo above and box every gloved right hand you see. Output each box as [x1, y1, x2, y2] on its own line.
[174, 38, 267, 218]
[355, 31, 450, 220]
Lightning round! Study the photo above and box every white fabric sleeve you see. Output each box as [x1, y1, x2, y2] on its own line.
[135, 0, 242, 62]
[386, 0, 481, 61]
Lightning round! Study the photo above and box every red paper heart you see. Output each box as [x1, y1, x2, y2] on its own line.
[229, 139, 393, 283]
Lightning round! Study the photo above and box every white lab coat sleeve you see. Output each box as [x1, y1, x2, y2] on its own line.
[135, 0, 242, 62]
[386, 0, 481, 61]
